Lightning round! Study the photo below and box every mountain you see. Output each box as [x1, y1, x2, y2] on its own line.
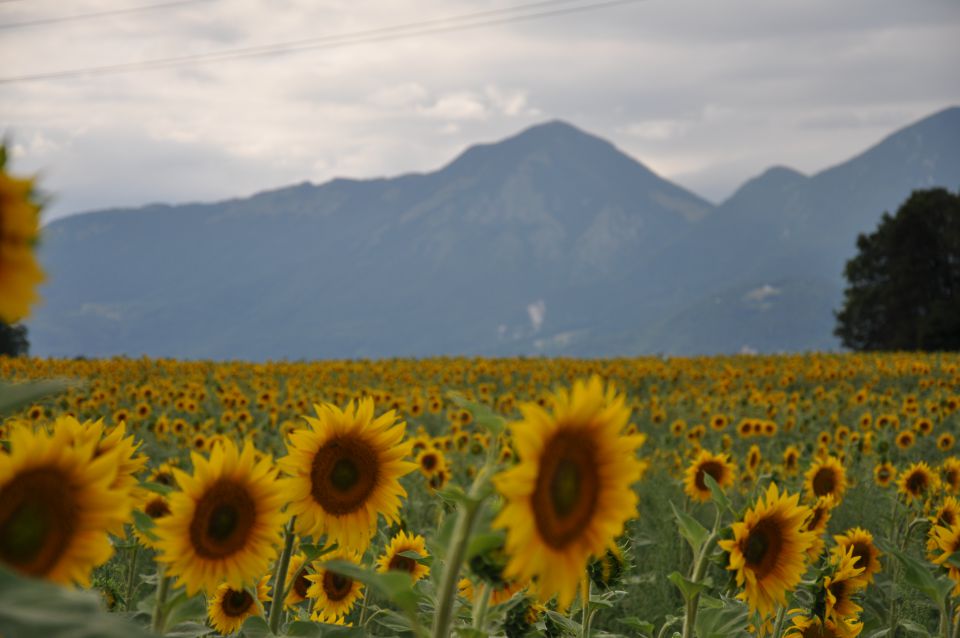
[28, 121, 715, 359]
[26, 108, 960, 359]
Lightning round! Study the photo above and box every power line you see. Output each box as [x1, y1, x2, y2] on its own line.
[0, 0, 213, 30]
[0, 0, 642, 85]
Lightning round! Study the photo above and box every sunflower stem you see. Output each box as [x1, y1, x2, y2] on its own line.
[269, 517, 297, 635]
[124, 541, 139, 612]
[580, 577, 593, 638]
[471, 582, 491, 630]
[151, 566, 170, 634]
[681, 506, 721, 638]
[431, 466, 490, 638]
[771, 605, 786, 638]
[358, 587, 370, 626]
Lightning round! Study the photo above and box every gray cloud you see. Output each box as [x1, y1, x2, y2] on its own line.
[1, 0, 958, 219]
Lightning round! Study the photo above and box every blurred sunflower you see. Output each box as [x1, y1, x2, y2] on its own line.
[823, 546, 866, 630]
[784, 614, 860, 638]
[939, 433, 956, 452]
[280, 398, 415, 551]
[154, 439, 288, 595]
[493, 376, 647, 608]
[802, 494, 836, 561]
[0, 425, 128, 585]
[898, 461, 940, 504]
[283, 553, 313, 609]
[207, 574, 270, 635]
[942, 457, 960, 493]
[719, 483, 815, 617]
[804, 456, 847, 503]
[376, 529, 430, 583]
[0, 147, 45, 323]
[873, 462, 896, 488]
[683, 450, 736, 503]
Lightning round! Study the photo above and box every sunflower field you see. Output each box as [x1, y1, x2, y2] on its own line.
[0, 354, 958, 638]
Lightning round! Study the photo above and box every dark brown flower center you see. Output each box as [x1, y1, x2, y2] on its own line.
[310, 436, 380, 515]
[221, 589, 253, 616]
[906, 471, 929, 495]
[695, 460, 725, 491]
[531, 430, 599, 550]
[293, 568, 311, 599]
[812, 467, 837, 497]
[323, 570, 353, 601]
[0, 468, 75, 577]
[388, 554, 418, 574]
[741, 517, 784, 580]
[145, 498, 171, 519]
[188, 479, 256, 559]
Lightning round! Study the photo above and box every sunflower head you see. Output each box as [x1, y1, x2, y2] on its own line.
[0, 424, 129, 585]
[832, 527, 882, 585]
[803, 494, 836, 561]
[804, 456, 848, 504]
[823, 545, 866, 625]
[280, 398, 416, 552]
[376, 529, 431, 583]
[898, 461, 940, 505]
[0, 150, 45, 323]
[493, 376, 647, 608]
[154, 439, 288, 595]
[718, 482, 815, 618]
[207, 574, 270, 635]
[683, 450, 736, 503]
[307, 550, 365, 624]
[874, 462, 896, 488]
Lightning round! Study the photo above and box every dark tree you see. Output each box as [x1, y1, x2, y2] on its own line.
[0, 323, 29, 356]
[835, 188, 960, 351]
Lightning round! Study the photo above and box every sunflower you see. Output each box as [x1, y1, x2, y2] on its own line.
[930, 523, 960, 593]
[943, 458, 960, 493]
[804, 456, 847, 503]
[895, 430, 915, 450]
[823, 546, 866, 630]
[376, 529, 430, 583]
[207, 574, 271, 635]
[718, 483, 815, 617]
[783, 445, 801, 475]
[416, 448, 447, 479]
[898, 461, 940, 505]
[280, 398, 416, 551]
[307, 550, 365, 624]
[784, 614, 859, 638]
[0, 424, 128, 585]
[939, 434, 956, 452]
[154, 439, 288, 595]
[283, 553, 313, 608]
[134, 493, 172, 549]
[832, 528, 882, 584]
[458, 577, 527, 606]
[0, 150, 45, 323]
[802, 495, 836, 561]
[493, 376, 647, 608]
[873, 462, 896, 488]
[747, 445, 762, 474]
[683, 450, 736, 503]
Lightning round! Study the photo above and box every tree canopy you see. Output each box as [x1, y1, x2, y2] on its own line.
[835, 187, 960, 351]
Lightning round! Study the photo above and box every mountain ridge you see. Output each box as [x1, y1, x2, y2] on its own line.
[28, 106, 960, 359]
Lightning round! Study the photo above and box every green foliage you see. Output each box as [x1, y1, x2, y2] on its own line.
[836, 187, 960, 351]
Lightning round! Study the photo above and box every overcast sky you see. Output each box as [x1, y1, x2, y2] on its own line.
[2, 0, 959, 222]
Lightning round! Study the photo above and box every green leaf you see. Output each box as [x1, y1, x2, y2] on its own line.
[465, 531, 506, 560]
[141, 481, 174, 495]
[299, 543, 337, 562]
[238, 615, 272, 638]
[163, 591, 207, 628]
[670, 502, 708, 555]
[397, 550, 424, 560]
[131, 510, 159, 542]
[322, 560, 419, 613]
[447, 392, 505, 437]
[454, 628, 489, 638]
[286, 620, 365, 637]
[436, 484, 473, 507]
[667, 571, 708, 602]
[887, 546, 951, 607]
[619, 617, 655, 637]
[0, 565, 156, 638]
[694, 595, 750, 638]
[702, 474, 732, 513]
